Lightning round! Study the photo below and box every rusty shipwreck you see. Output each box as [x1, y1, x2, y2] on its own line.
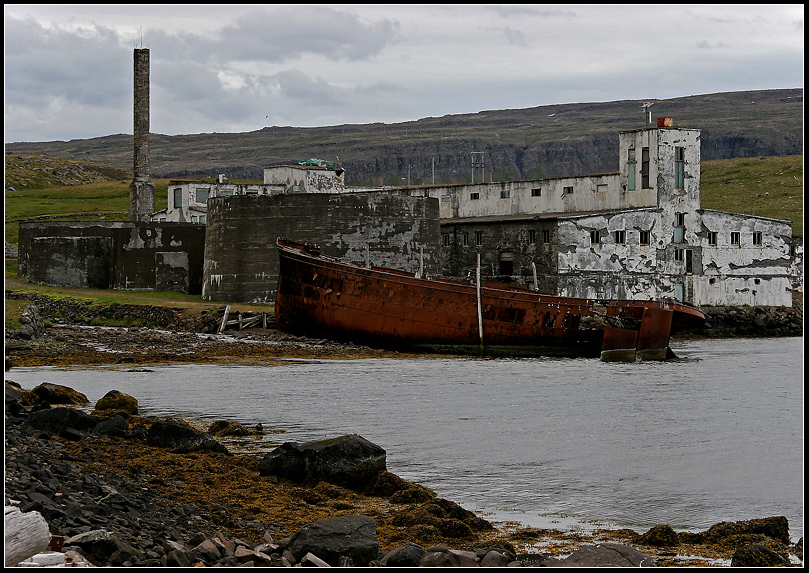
[275, 238, 706, 361]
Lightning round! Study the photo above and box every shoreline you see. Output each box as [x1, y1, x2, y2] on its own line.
[5, 375, 804, 567]
[5, 300, 805, 567]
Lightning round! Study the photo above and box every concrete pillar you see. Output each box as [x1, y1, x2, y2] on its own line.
[129, 48, 155, 222]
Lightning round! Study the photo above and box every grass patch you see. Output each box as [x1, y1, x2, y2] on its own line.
[5, 298, 32, 330]
[700, 155, 803, 236]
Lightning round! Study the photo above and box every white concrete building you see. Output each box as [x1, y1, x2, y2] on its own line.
[152, 163, 345, 224]
[420, 118, 799, 307]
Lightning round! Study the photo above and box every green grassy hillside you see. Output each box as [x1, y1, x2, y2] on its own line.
[4, 153, 802, 248]
[700, 155, 803, 236]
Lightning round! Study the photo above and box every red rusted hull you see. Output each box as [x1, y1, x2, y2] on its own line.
[275, 238, 706, 360]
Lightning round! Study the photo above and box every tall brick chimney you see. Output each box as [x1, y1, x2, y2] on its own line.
[129, 48, 156, 222]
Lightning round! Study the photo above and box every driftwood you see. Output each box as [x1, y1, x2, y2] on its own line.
[4, 505, 51, 567]
[218, 309, 268, 332]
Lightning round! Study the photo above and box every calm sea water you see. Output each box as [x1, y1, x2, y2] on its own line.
[10, 337, 803, 540]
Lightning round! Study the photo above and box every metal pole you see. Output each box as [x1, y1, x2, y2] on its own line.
[532, 262, 539, 291]
[476, 254, 484, 354]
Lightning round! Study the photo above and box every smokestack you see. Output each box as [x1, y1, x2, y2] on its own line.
[129, 48, 155, 222]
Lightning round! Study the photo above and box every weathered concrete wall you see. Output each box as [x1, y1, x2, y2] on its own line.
[18, 222, 206, 294]
[439, 217, 559, 292]
[262, 165, 345, 193]
[695, 210, 794, 306]
[202, 192, 440, 303]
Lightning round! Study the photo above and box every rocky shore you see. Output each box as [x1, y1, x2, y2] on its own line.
[5, 380, 804, 568]
[4, 294, 804, 567]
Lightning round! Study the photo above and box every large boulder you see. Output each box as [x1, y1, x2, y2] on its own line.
[559, 543, 657, 567]
[31, 383, 89, 405]
[637, 524, 680, 547]
[146, 420, 228, 453]
[731, 543, 790, 567]
[257, 434, 386, 490]
[288, 515, 378, 567]
[25, 407, 103, 437]
[94, 390, 138, 416]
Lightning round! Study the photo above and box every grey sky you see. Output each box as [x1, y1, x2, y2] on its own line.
[4, 4, 804, 143]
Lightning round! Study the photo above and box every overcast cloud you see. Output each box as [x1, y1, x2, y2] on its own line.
[3, 4, 804, 143]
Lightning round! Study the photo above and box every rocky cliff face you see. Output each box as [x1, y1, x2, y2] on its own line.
[6, 88, 803, 186]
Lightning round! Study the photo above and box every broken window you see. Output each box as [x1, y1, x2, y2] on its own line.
[590, 230, 601, 244]
[500, 190, 510, 199]
[674, 213, 685, 243]
[596, 184, 608, 193]
[753, 231, 763, 245]
[674, 248, 684, 262]
[639, 230, 651, 245]
[675, 147, 685, 189]
[564, 186, 574, 194]
[641, 147, 650, 188]
[730, 232, 740, 246]
[499, 251, 514, 275]
[195, 187, 210, 204]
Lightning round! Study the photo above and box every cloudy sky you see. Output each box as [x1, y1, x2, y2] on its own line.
[4, 4, 804, 143]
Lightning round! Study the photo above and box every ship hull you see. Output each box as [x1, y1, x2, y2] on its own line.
[275, 239, 706, 360]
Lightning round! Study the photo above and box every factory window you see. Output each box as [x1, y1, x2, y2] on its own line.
[596, 184, 608, 193]
[442, 233, 451, 247]
[500, 190, 510, 199]
[195, 188, 210, 204]
[470, 192, 480, 200]
[675, 147, 685, 189]
[173, 188, 183, 208]
[563, 186, 574, 195]
[674, 248, 684, 262]
[590, 230, 601, 244]
[462, 232, 469, 247]
[641, 147, 650, 188]
[528, 230, 537, 244]
[707, 231, 717, 246]
[475, 231, 483, 246]
[542, 230, 551, 244]
[499, 251, 514, 275]
[674, 213, 685, 243]
[639, 230, 651, 245]
[441, 195, 451, 203]
[627, 162, 636, 190]
[614, 230, 626, 244]
[531, 188, 541, 197]
[753, 231, 763, 245]
[730, 232, 740, 246]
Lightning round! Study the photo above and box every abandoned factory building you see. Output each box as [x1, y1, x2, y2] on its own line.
[402, 118, 800, 308]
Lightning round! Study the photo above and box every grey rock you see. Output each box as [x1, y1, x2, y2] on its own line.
[26, 407, 103, 437]
[731, 544, 789, 567]
[380, 542, 426, 567]
[146, 419, 228, 453]
[420, 550, 479, 567]
[559, 543, 656, 567]
[288, 515, 378, 567]
[257, 433, 386, 490]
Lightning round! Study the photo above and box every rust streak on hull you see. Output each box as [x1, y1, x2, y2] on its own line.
[275, 238, 706, 361]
